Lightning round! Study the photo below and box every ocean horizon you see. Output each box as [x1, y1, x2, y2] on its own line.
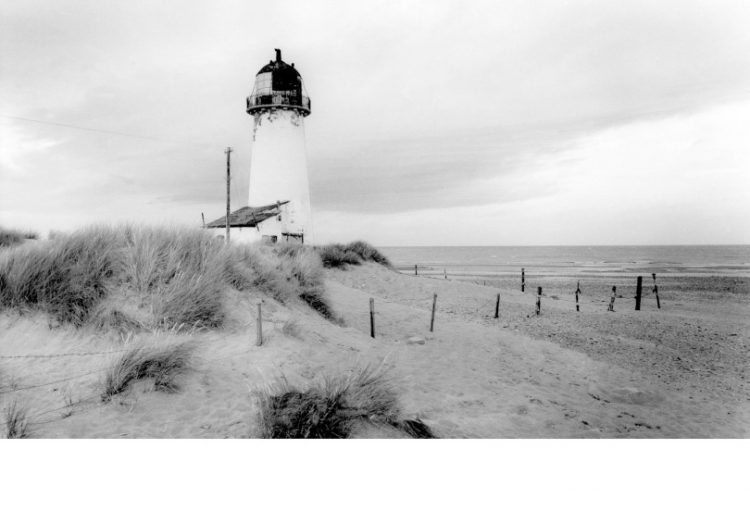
[378, 244, 750, 278]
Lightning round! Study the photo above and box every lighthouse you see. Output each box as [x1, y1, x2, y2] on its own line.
[207, 49, 313, 244]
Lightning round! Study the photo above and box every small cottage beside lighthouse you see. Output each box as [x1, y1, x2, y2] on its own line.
[207, 49, 314, 244]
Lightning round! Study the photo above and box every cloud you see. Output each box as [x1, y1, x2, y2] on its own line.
[312, 98, 750, 245]
[1, 0, 749, 244]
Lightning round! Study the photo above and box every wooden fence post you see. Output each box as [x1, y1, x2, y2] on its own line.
[635, 276, 643, 311]
[415, 264, 418, 276]
[575, 281, 581, 312]
[430, 293, 437, 332]
[536, 286, 542, 315]
[652, 273, 661, 309]
[607, 286, 616, 312]
[369, 298, 375, 338]
[256, 302, 263, 346]
[444, 269, 447, 280]
[494, 293, 500, 319]
[522, 268, 525, 292]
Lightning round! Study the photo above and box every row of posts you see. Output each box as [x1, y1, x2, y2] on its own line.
[605, 274, 661, 312]
[253, 270, 663, 345]
[415, 265, 660, 310]
[409, 266, 661, 318]
[415, 265, 661, 312]
[521, 268, 660, 312]
[365, 274, 658, 340]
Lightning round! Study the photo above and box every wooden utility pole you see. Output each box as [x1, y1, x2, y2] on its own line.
[575, 281, 581, 312]
[521, 268, 525, 292]
[225, 147, 233, 244]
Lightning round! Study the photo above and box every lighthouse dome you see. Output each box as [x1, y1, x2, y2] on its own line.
[247, 49, 311, 116]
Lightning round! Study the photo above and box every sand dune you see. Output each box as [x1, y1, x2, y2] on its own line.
[1, 263, 747, 438]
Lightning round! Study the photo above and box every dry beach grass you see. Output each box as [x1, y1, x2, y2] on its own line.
[258, 364, 435, 438]
[0, 225, 335, 329]
[0, 226, 37, 249]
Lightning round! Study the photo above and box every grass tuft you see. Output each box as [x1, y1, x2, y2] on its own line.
[396, 418, 435, 438]
[344, 241, 392, 267]
[0, 227, 117, 325]
[0, 228, 23, 248]
[317, 241, 392, 269]
[101, 342, 194, 400]
[0, 227, 38, 248]
[91, 307, 145, 334]
[316, 244, 362, 268]
[258, 365, 434, 438]
[4, 400, 30, 439]
[0, 225, 337, 329]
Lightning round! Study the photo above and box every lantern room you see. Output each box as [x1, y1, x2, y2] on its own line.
[246, 49, 311, 116]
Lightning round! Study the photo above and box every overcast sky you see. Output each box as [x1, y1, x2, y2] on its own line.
[1, 0, 749, 245]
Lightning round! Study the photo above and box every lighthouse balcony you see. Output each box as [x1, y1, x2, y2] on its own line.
[246, 91, 311, 115]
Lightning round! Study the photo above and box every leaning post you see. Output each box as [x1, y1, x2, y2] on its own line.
[430, 293, 437, 332]
[652, 273, 661, 309]
[494, 293, 500, 319]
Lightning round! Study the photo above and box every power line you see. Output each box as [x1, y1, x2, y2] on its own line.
[0, 113, 226, 149]
[0, 348, 130, 360]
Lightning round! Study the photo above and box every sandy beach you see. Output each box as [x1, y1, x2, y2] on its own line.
[2, 261, 747, 438]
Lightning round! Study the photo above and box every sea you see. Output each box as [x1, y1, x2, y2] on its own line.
[378, 245, 750, 279]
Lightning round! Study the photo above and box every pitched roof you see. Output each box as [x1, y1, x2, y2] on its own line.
[206, 201, 289, 228]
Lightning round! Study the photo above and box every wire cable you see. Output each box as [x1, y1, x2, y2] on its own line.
[0, 113, 226, 149]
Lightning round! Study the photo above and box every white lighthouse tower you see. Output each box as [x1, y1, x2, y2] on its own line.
[207, 49, 313, 244]
[246, 48, 313, 244]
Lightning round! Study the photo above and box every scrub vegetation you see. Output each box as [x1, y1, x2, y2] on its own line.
[316, 240, 392, 269]
[4, 400, 30, 439]
[0, 225, 334, 329]
[258, 365, 435, 439]
[0, 226, 38, 248]
[101, 343, 195, 399]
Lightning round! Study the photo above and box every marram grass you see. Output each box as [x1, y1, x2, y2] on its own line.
[0, 224, 335, 330]
[258, 365, 435, 439]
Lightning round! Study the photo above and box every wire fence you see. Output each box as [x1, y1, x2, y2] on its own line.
[0, 348, 131, 360]
[0, 367, 110, 396]
[0, 343, 258, 431]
